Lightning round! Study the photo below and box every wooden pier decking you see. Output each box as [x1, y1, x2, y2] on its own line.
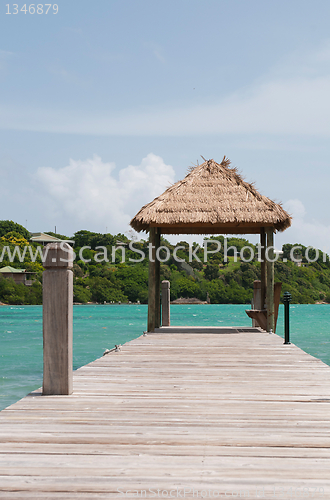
[1, 328, 330, 499]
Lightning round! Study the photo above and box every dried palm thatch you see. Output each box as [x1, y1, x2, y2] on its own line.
[130, 157, 291, 235]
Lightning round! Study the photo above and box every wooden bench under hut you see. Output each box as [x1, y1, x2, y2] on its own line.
[246, 280, 282, 332]
[130, 157, 291, 333]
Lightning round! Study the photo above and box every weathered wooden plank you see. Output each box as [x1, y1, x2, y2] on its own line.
[1, 442, 330, 458]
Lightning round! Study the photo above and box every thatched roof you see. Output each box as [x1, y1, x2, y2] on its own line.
[130, 157, 291, 235]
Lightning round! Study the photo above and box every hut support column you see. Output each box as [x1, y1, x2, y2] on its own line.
[260, 229, 266, 309]
[265, 228, 275, 333]
[155, 230, 161, 329]
[148, 227, 160, 332]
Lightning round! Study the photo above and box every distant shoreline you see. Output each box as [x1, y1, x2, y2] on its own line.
[171, 297, 208, 305]
[1, 300, 329, 306]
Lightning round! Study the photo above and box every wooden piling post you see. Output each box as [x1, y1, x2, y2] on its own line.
[42, 242, 74, 395]
[265, 228, 275, 333]
[251, 280, 262, 327]
[148, 228, 156, 332]
[155, 230, 161, 329]
[260, 228, 266, 309]
[148, 228, 161, 332]
[253, 280, 262, 310]
[161, 280, 170, 326]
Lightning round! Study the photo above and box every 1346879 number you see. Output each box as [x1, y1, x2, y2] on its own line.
[6, 4, 58, 14]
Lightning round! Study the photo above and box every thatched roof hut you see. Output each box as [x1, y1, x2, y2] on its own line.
[130, 157, 291, 235]
[131, 156, 291, 334]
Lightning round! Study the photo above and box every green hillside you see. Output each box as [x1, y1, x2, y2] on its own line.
[1, 221, 330, 305]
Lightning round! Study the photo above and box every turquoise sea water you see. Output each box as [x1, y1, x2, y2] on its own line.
[1, 303, 330, 411]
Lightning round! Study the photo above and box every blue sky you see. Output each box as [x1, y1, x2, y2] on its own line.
[1, 0, 330, 250]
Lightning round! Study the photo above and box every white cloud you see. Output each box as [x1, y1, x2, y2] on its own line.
[118, 153, 173, 207]
[35, 153, 175, 235]
[275, 199, 330, 254]
[283, 199, 306, 220]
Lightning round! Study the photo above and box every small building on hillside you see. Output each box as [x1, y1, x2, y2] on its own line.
[0, 266, 36, 286]
[30, 233, 74, 245]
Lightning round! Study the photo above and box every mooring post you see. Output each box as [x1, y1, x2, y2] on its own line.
[161, 280, 170, 326]
[283, 291, 292, 344]
[42, 242, 74, 395]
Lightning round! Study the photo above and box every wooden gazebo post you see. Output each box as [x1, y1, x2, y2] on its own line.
[260, 228, 266, 309]
[265, 228, 275, 332]
[155, 229, 161, 329]
[148, 227, 161, 332]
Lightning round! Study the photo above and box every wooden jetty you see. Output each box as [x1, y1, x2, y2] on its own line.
[1, 328, 330, 499]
